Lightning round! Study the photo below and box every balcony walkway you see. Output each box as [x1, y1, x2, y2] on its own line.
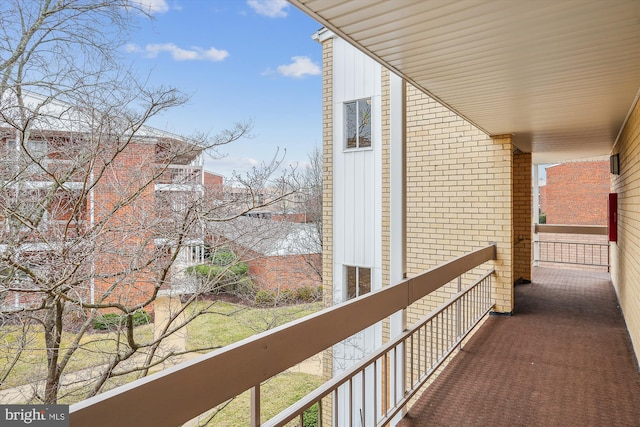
[398, 266, 640, 426]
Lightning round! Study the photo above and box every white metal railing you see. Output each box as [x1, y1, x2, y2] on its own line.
[265, 269, 494, 427]
[534, 224, 609, 270]
[155, 164, 202, 186]
[70, 244, 497, 427]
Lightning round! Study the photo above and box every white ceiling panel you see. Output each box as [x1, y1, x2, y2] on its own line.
[292, 0, 640, 163]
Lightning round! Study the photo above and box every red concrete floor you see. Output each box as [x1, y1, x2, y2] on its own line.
[398, 267, 640, 427]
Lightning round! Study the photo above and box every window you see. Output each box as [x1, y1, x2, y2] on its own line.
[25, 140, 48, 173]
[7, 139, 49, 173]
[344, 98, 371, 149]
[6, 193, 48, 232]
[345, 265, 371, 300]
[26, 140, 48, 161]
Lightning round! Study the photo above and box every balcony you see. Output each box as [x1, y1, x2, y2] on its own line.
[398, 266, 640, 426]
[69, 245, 640, 426]
[0, 158, 85, 188]
[533, 224, 610, 272]
[155, 165, 203, 192]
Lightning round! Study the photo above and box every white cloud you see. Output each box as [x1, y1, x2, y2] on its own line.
[124, 43, 141, 53]
[276, 56, 320, 78]
[247, 0, 289, 18]
[132, 0, 170, 14]
[204, 156, 260, 179]
[127, 43, 229, 62]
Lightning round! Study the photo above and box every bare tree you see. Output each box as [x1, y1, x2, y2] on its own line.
[0, 0, 299, 404]
[298, 146, 323, 280]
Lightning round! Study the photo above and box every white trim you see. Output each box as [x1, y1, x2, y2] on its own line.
[311, 27, 335, 43]
[154, 183, 204, 192]
[612, 88, 640, 154]
[389, 71, 405, 335]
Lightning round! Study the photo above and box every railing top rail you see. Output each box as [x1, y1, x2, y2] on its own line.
[264, 267, 496, 427]
[70, 244, 497, 427]
[157, 163, 203, 170]
[535, 224, 608, 235]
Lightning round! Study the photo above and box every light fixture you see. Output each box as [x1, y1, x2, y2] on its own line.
[610, 153, 620, 175]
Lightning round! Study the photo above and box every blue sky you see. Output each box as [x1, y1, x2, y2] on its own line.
[127, 0, 322, 179]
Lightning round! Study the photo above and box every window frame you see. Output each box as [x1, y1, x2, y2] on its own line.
[344, 265, 372, 301]
[343, 98, 372, 151]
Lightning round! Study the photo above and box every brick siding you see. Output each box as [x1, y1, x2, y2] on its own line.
[403, 86, 513, 315]
[513, 152, 532, 282]
[319, 35, 335, 427]
[204, 171, 223, 199]
[544, 161, 610, 225]
[248, 253, 322, 292]
[610, 98, 640, 358]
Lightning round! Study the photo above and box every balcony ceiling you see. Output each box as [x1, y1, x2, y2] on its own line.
[291, 0, 640, 163]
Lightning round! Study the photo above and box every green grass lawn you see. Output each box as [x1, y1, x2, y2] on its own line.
[192, 372, 323, 426]
[0, 299, 324, 410]
[186, 300, 323, 351]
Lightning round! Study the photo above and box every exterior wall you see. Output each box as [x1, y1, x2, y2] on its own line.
[545, 161, 610, 225]
[248, 253, 322, 291]
[514, 152, 532, 282]
[270, 213, 308, 223]
[321, 37, 335, 312]
[403, 86, 513, 315]
[329, 37, 383, 425]
[381, 69, 392, 345]
[610, 98, 640, 359]
[331, 37, 383, 305]
[319, 31, 515, 425]
[539, 184, 548, 218]
[319, 35, 335, 427]
[203, 171, 223, 199]
[93, 141, 158, 308]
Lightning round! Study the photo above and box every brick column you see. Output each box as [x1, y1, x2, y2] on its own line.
[319, 35, 335, 427]
[513, 151, 532, 284]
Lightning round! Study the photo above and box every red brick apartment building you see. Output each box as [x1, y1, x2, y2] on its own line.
[0, 103, 317, 311]
[0, 118, 216, 311]
[536, 160, 611, 271]
[541, 160, 610, 225]
[211, 216, 322, 293]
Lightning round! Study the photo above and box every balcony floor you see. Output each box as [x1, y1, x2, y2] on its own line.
[398, 266, 640, 426]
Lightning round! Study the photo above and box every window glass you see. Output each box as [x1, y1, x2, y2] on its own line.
[358, 99, 371, 148]
[358, 266, 371, 295]
[344, 98, 371, 149]
[346, 265, 357, 299]
[345, 265, 371, 300]
[345, 101, 357, 149]
[26, 140, 48, 159]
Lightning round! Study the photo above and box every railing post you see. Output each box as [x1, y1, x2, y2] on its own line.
[456, 276, 462, 349]
[251, 385, 260, 427]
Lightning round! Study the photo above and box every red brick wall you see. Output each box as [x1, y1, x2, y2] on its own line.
[271, 213, 309, 223]
[204, 171, 223, 200]
[93, 141, 157, 307]
[539, 184, 548, 218]
[248, 254, 322, 291]
[545, 161, 610, 225]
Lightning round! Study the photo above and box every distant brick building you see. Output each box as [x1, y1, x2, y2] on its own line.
[542, 160, 610, 225]
[211, 216, 322, 292]
[0, 93, 219, 311]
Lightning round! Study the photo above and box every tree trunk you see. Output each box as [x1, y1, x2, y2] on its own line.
[43, 299, 63, 404]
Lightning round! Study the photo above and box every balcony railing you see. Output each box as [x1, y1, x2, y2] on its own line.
[70, 244, 497, 427]
[534, 224, 609, 271]
[0, 158, 85, 184]
[266, 268, 494, 427]
[155, 164, 203, 188]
